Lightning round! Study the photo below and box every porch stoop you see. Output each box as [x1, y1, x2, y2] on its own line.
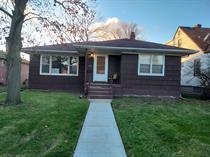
[88, 83, 113, 99]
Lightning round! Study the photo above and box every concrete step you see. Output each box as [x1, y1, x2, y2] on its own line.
[88, 95, 113, 99]
[88, 91, 112, 95]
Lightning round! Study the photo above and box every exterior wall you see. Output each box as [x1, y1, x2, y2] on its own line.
[181, 53, 210, 87]
[0, 58, 29, 85]
[108, 55, 121, 84]
[167, 28, 210, 88]
[21, 62, 29, 85]
[167, 28, 202, 53]
[120, 54, 181, 97]
[87, 55, 121, 83]
[29, 54, 85, 92]
[0, 59, 6, 85]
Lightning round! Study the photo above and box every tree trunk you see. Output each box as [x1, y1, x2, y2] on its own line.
[5, 0, 27, 105]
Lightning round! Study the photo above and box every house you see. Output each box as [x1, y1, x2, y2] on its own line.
[0, 50, 29, 85]
[23, 33, 194, 99]
[167, 24, 210, 97]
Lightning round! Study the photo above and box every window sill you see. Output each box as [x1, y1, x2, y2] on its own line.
[40, 73, 78, 77]
[138, 73, 164, 77]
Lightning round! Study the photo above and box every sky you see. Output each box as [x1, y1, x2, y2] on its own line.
[95, 0, 210, 43]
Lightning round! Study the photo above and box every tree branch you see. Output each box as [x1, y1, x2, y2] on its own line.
[0, 7, 13, 18]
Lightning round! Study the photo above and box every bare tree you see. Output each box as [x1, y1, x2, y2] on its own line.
[91, 20, 143, 41]
[0, 0, 95, 105]
[182, 55, 210, 98]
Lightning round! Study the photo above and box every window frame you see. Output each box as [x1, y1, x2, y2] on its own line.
[40, 55, 79, 76]
[193, 59, 201, 76]
[138, 54, 165, 76]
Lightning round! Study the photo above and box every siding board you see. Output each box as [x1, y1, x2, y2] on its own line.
[120, 54, 181, 97]
[29, 54, 85, 92]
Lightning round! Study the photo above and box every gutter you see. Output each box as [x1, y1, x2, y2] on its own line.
[22, 48, 78, 53]
[73, 44, 197, 55]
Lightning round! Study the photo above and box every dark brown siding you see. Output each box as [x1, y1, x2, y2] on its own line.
[29, 54, 85, 92]
[120, 54, 181, 97]
[108, 55, 121, 84]
[87, 55, 121, 83]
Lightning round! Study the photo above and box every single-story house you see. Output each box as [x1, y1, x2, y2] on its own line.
[23, 32, 195, 99]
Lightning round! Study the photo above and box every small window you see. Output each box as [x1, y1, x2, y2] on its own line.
[138, 54, 165, 76]
[152, 55, 164, 74]
[139, 55, 151, 73]
[178, 39, 182, 47]
[41, 56, 50, 73]
[69, 57, 78, 75]
[194, 59, 200, 76]
[40, 55, 79, 76]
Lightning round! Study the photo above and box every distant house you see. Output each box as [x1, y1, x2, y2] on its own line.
[23, 32, 194, 99]
[167, 24, 210, 97]
[0, 51, 29, 85]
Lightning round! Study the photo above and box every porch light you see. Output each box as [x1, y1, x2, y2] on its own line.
[89, 53, 94, 58]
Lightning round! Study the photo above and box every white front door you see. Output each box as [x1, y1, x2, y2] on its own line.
[93, 54, 108, 82]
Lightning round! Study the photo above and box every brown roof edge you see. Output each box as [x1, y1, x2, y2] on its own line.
[73, 44, 197, 56]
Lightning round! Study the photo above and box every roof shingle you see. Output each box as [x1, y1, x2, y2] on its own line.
[180, 26, 210, 52]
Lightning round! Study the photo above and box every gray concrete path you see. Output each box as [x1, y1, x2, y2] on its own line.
[73, 100, 127, 157]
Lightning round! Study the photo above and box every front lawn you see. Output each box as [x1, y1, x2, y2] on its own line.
[112, 97, 210, 157]
[0, 90, 89, 157]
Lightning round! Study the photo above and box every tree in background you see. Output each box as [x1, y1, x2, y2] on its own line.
[90, 18, 144, 40]
[182, 55, 210, 99]
[0, 0, 95, 105]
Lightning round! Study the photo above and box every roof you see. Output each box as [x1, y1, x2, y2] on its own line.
[22, 43, 78, 54]
[0, 50, 29, 64]
[180, 26, 210, 52]
[23, 39, 196, 56]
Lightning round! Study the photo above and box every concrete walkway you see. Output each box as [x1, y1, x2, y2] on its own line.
[73, 100, 127, 157]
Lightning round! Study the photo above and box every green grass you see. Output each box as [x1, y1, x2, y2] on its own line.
[0, 90, 89, 157]
[0, 85, 6, 93]
[112, 97, 210, 157]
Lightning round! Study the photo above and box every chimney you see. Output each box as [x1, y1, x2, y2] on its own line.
[194, 24, 202, 28]
[130, 32, 136, 40]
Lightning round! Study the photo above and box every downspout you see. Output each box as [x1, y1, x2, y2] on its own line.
[84, 50, 89, 95]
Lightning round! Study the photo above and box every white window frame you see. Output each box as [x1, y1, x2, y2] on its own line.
[138, 54, 165, 76]
[40, 55, 79, 76]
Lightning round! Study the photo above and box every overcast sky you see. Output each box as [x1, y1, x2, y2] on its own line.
[95, 0, 210, 43]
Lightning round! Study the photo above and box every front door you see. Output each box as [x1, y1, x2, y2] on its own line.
[93, 54, 108, 82]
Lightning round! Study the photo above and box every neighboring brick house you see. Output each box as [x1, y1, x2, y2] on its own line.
[0, 50, 29, 85]
[167, 24, 210, 97]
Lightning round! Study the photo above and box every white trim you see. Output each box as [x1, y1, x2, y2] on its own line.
[39, 55, 79, 76]
[23, 49, 78, 53]
[138, 54, 165, 76]
[73, 44, 196, 53]
[93, 54, 109, 82]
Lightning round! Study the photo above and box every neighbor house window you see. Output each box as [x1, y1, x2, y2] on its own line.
[178, 39, 182, 47]
[40, 55, 79, 76]
[194, 59, 200, 76]
[138, 54, 165, 76]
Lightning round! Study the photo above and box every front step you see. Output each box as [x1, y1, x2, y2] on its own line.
[88, 83, 113, 99]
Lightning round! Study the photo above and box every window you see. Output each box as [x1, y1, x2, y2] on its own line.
[138, 54, 165, 76]
[69, 57, 79, 75]
[178, 39, 182, 47]
[41, 56, 50, 73]
[40, 55, 79, 76]
[96, 56, 105, 74]
[194, 59, 200, 76]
